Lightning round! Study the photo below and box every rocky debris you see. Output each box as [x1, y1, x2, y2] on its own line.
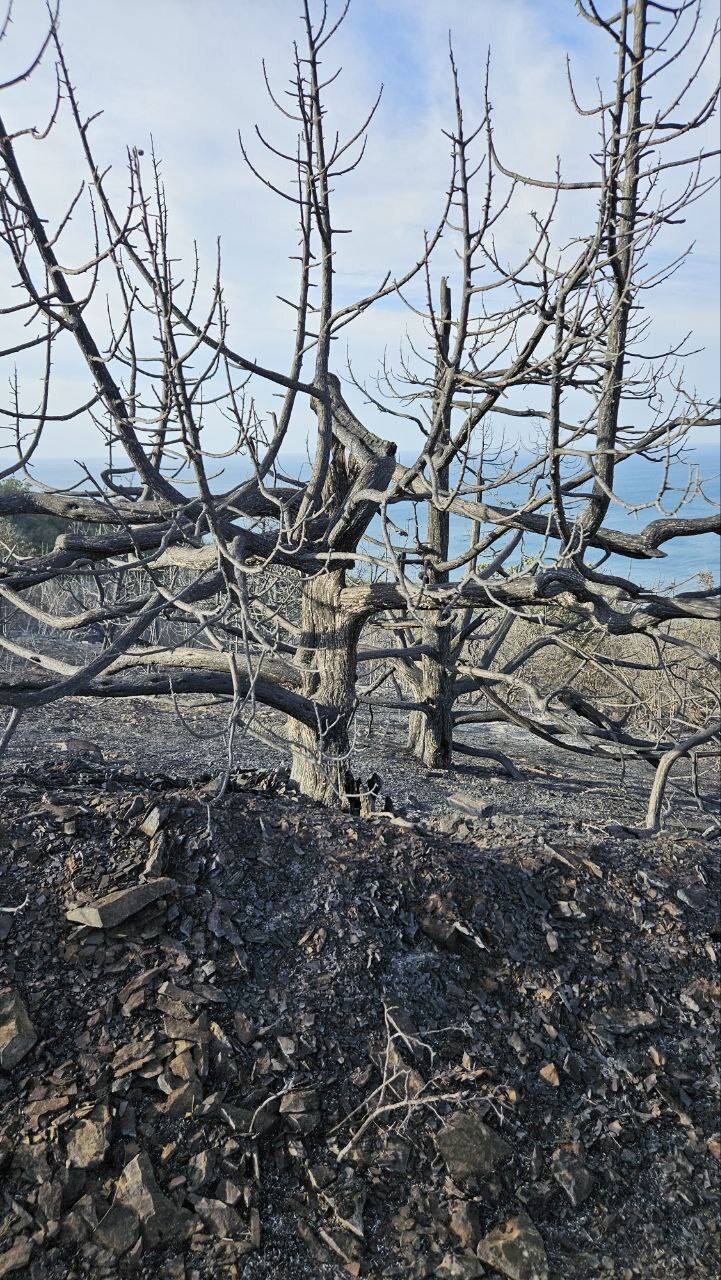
[436, 1113, 512, 1184]
[476, 1212, 548, 1280]
[0, 757, 718, 1279]
[114, 1153, 192, 1248]
[0, 988, 36, 1069]
[65, 876, 176, 928]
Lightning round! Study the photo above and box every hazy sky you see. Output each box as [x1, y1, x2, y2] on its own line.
[1, 0, 719, 466]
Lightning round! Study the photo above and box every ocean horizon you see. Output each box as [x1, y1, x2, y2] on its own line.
[9, 445, 720, 590]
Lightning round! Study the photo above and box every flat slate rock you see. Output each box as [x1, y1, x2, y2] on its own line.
[0, 989, 36, 1071]
[65, 878, 176, 928]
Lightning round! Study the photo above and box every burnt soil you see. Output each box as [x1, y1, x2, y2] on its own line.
[0, 736, 719, 1278]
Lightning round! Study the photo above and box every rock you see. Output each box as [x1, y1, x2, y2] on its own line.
[60, 1193, 99, 1245]
[93, 1204, 140, 1256]
[551, 1147, 594, 1208]
[449, 1200, 481, 1250]
[59, 737, 103, 761]
[476, 1212, 548, 1280]
[436, 1114, 512, 1184]
[66, 878, 176, 928]
[139, 806, 169, 838]
[55, 1166, 87, 1211]
[538, 1063, 560, 1088]
[161, 1081, 201, 1119]
[37, 1179, 63, 1223]
[66, 1102, 111, 1169]
[114, 1152, 192, 1248]
[188, 1149, 216, 1189]
[193, 1196, 245, 1240]
[215, 1178, 242, 1206]
[168, 1049, 196, 1081]
[435, 1252, 483, 1279]
[144, 832, 166, 878]
[449, 793, 494, 820]
[0, 989, 36, 1070]
[250, 1206, 261, 1248]
[233, 1012, 254, 1045]
[11, 1141, 49, 1185]
[279, 1088, 319, 1114]
[0, 1239, 33, 1277]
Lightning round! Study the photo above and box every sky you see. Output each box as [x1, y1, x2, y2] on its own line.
[0, 0, 719, 473]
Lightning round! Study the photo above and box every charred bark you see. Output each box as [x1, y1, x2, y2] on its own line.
[408, 278, 454, 768]
[287, 571, 365, 807]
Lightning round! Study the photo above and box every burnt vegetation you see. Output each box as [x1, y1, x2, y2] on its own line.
[0, 0, 719, 827]
[0, 5, 720, 1278]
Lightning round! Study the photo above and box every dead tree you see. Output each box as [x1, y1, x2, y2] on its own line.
[0, 0, 718, 819]
[360, 0, 721, 801]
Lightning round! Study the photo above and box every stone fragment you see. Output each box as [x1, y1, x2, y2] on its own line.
[60, 1193, 99, 1245]
[477, 1212, 548, 1280]
[539, 1063, 560, 1088]
[168, 1048, 196, 1081]
[0, 989, 36, 1070]
[279, 1088, 319, 1114]
[0, 1239, 32, 1277]
[188, 1149, 216, 1189]
[161, 1081, 201, 1119]
[551, 1147, 594, 1208]
[11, 1141, 49, 1185]
[66, 1102, 111, 1169]
[249, 1207, 261, 1248]
[436, 1252, 483, 1279]
[436, 1114, 512, 1184]
[37, 1179, 63, 1223]
[93, 1204, 140, 1256]
[139, 805, 168, 838]
[449, 1200, 481, 1250]
[233, 1012, 254, 1045]
[59, 737, 103, 761]
[449, 793, 494, 820]
[66, 878, 176, 928]
[114, 1152, 192, 1248]
[193, 1196, 245, 1240]
[215, 1178, 242, 1206]
[144, 836, 166, 879]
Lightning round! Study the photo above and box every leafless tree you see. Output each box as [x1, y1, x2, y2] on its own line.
[0, 0, 718, 823]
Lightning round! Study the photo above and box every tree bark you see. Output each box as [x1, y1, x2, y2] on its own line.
[287, 570, 364, 806]
[408, 277, 454, 768]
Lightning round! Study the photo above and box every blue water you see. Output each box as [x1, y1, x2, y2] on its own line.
[21, 445, 721, 589]
[366, 447, 721, 589]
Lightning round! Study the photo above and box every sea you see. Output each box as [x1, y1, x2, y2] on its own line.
[19, 444, 721, 590]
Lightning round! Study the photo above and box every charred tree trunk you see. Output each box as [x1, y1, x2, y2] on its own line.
[408, 278, 454, 768]
[287, 570, 363, 807]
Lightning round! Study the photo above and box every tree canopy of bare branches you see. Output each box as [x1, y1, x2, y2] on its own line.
[0, 0, 719, 828]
